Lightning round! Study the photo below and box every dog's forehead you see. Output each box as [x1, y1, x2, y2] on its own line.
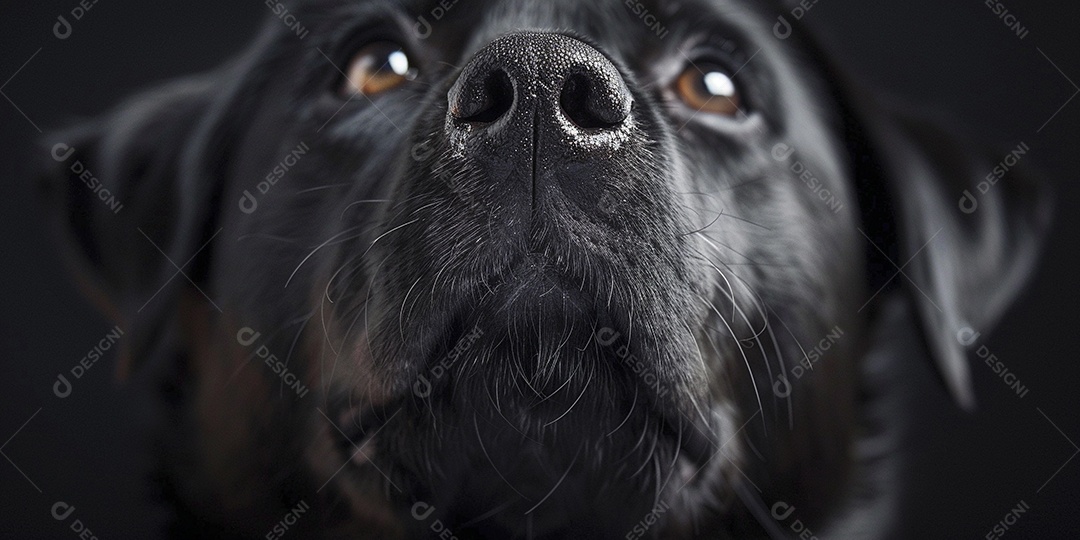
[298, 0, 775, 54]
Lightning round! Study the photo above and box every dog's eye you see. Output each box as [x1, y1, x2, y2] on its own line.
[342, 42, 416, 96]
[673, 64, 741, 116]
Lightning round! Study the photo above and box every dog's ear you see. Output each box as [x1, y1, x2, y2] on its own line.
[798, 39, 1053, 409]
[38, 76, 225, 379]
[856, 104, 1050, 410]
[779, 8, 1051, 408]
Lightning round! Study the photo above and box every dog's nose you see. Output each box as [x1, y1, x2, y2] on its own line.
[449, 32, 631, 131]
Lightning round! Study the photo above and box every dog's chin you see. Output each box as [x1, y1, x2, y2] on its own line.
[386, 255, 672, 410]
[353, 259, 728, 535]
[376, 324, 711, 537]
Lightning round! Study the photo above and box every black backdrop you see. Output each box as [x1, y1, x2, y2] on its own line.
[1, 0, 1077, 537]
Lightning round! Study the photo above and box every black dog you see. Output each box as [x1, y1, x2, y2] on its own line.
[39, 0, 1049, 538]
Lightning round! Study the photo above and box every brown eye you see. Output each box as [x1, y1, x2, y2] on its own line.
[342, 42, 416, 96]
[674, 65, 741, 116]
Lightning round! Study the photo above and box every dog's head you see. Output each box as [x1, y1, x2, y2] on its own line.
[39, 0, 1049, 537]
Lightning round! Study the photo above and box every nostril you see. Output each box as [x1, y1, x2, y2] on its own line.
[454, 69, 514, 124]
[559, 72, 629, 130]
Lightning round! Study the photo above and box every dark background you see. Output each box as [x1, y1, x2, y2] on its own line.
[1, 0, 1077, 537]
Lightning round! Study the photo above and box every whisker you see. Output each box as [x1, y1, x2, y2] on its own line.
[285, 225, 364, 288]
[676, 208, 726, 238]
[339, 199, 391, 221]
[295, 183, 352, 195]
[697, 293, 766, 434]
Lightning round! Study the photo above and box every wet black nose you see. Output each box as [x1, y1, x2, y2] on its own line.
[448, 32, 632, 132]
[442, 33, 637, 235]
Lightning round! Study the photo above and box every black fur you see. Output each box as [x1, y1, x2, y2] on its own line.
[39, 1, 1049, 538]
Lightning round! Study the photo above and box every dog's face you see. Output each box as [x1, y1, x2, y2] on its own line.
[40, 0, 1048, 537]
[228, 1, 865, 533]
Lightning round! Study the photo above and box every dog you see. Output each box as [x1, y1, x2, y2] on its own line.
[38, 0, 1049, 538]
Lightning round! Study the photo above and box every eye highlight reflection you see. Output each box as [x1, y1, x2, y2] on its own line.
[342, 42, 417, 97]
[674, 64, 741, 116]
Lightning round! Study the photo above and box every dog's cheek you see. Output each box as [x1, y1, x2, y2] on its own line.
[316, 313, 398, 406]
[179, 296, 408, 535]
[178, 295, 291, 527]
[302, 407, 407, 538]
